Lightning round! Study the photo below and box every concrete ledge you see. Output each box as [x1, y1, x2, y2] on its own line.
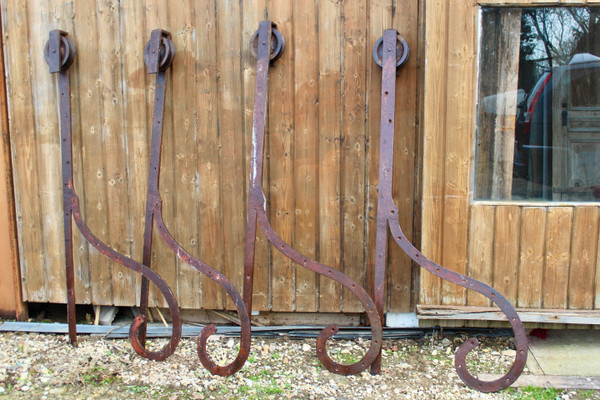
[479, 374, 600, 390]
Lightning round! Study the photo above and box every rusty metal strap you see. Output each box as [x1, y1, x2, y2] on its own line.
[242, 21, 383, 376]
[372, 29, 527, 392]
[137, 29, 251, 376]
[44, 30, 182, 361]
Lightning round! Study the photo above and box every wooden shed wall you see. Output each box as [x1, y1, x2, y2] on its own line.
[0, 5, 25, 319]
[420, 0, 600, 319]
[1, 0, 422, 314]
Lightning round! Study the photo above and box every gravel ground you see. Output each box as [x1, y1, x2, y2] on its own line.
[0, 329, 599, 400]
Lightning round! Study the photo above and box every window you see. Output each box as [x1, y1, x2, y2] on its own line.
[475, 7, 600, 202]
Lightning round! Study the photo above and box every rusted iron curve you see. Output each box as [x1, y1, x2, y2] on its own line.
[372, 30, 527, 392]
[135, 29, 251, 376]
[243, 21, 383, 376]
[44, 30, 182, 361]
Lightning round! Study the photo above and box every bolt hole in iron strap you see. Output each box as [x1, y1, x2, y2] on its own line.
[137, 30, 251, 376]
[44, 30, 181, 361]
[372, 30, 527, 392]
[244, 21, 383, 376]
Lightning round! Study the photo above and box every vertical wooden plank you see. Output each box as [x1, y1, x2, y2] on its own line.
[490, 10, 521, 199]
[217, 0, 245, 310]
[493, 206, 521, 303]
[0, 3, 26, 318]
[420, 0, 448, 306]
[97, 0, 133, 306]
[198, 0, 225, 310]
[466, 205, 494, 307]
[170, 0, 201, 310]
[54, 1, 91, 304]
[412, 0, 426, 311]
[568, 206, 599, 310]
[365, 0, 392, 309]
[268, 0, 295, 312]
[596, 207, 600, 309]
[317, 0, 343, 313]
[474, 9, 500, 200]
[3, 0, 46, 302]
[388, 0, 419, 313]
[146, 0, 176, 308]
[340, 0, 367, 313]
[120, 1, 147, 306]
[543, 207, 573, 309]
[27, 2, 65, 303]
[292, 0, 318, 312]
[517, 207, 546, 308]
[440, 196, 470, 306]
[74, 0, 112, 305]
[440, 0, 477, 306]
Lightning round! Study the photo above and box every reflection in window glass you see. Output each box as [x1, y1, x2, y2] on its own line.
[475, 7, 600, 201]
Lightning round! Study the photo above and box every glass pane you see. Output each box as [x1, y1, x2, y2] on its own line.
[475, 7, 600, 201]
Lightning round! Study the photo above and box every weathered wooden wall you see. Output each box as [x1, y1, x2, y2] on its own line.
[2, 0, 422, 314]
[421, 0, 600, 319]
[0, 6, 25, 319]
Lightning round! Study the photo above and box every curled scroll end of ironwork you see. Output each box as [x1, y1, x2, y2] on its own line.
[194, 294, 251, 375]
[69, 200, 183, 362]
[151, 213, 252, 375]
[196, 316, 250, 377]
[144, 29, 175, 74]
[196, 318, 250, 376]
[128, 313, 180, 362]
[71, 212, 182, 361]
[123, 269, 181, 361]
[315, 324, 343, 373]
[196, 321, 250, 376]
[124, 269, 181, 361]
[453, 306, 528, 392]
[313, 297, 382, 375]
[44, 30, 75, 73]
[314, 324, 376, 376]
[196, 324, 219, 371]
[255, 215, 383, 375]
[250, 25, 285, 63]
[387, 222, 527, 392]
[373, 32, 409, 69]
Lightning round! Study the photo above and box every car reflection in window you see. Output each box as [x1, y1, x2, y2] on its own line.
[515, 53, 600, 201]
